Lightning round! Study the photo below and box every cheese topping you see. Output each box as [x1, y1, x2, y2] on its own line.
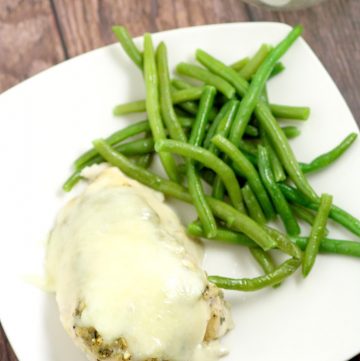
[46, 167, 230, 361]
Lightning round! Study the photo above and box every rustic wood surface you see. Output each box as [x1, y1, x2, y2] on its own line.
[0, 0, 359, 360]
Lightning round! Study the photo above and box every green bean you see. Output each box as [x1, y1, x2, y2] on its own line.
[213, 178, 229, 200]
[113, 87, 204, 116]
[291, 203, 330, 242]
[232, 153, 259, 174]
[207, 101, 239, 200]
[174, 102, 199, 116]
[230, 57, 250, 71]
[203, 101, 233, 149]
[250, 248, 276, 273]
[93, 139, 276, 250]
[245, 125, 259, 137]
[155, 140, 244, 212]
[93, 138, 189, 199]
[290, 204, 316, 226]
[265, 227, 302, 259]
[294, 237, 360, 258]
[134, 153, 153, 168]
[178, 162, 187, 176]
[193, 221, 296, 290]
[187, 86, 218, 237]
[74, 120, 150, 169]
[175, 101, 218, 120]
[239, 44, 272, 81]
[171, 87, 204, 104]
[176, 116, 195, 128]
[300, 133, 358, 174]
[270, 62, 285, 78]
[211, 135, 275, 219]
[176, 78, 297, 125]
[143, 33, 178, 181]
[302, 193, 333, 277]
[256, 102, 317, 201]
[238, 140, 258, 156]
[270, 104, 310, 120]
[250, 248, 279, 287]
[281, 126, 301, 139]
[242, 183, 266, 224]
[187, 222, 255, 247]
[171, 79, 208, 119]
[171, 78, 194, 90]
[63, 170, 82, 192]
[64, 137, 154, 191]
[197, 48, 287, 147]
[156, 42, 187, 142]
[212, 174, 226, 200]
[208, 258, 300, 291]
[209, 199, 276, 250]
[196, 30, 316, 202]
[176, 63, 236, 99]
[229, 26, 303, 143]
[209, 159, 227, 199]
[233, 61, 284, 80]
[205, 167, 224, 199]
[188, 222, 302, 260]
[204, 109, 254, 149]
[250, 246, 281, 288]
[112, 137, 154, 155]
[258, 146, 300, 236]
[260, 126, 286, 182]
[64, 164, 96, 192]
[196, 48, 249, 99]
[112, 26, 143, 69]
[113, 100, 148, 116]
[196, 52, 289, 125]
[267, 142, 286, 181]
[214, 138, 258, 162]
[262, 84, 269, 103]
[189, 86, 217, 146]
[212, 178, 226, 200]
[279, 183, 360, 238]
[187, 164, 217, 237]
[171, 79, 204, 115]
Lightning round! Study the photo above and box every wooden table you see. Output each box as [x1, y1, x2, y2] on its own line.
[0, 0, 359, 360]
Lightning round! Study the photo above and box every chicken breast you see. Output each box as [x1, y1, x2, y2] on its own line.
[46, 166, 232, 361]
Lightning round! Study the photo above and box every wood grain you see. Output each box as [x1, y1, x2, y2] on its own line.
[50, 0, 250, 56]
[0, 0, 65, 93]
[0, 0, 359, 360]
[0, 323, 17, 361]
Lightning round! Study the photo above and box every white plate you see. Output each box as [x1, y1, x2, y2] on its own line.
[0, 22, 359, 361]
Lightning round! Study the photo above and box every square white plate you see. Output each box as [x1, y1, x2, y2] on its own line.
[0, 22, 359, 361]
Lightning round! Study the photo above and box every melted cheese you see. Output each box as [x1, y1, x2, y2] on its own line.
[46, 167, 229, 361]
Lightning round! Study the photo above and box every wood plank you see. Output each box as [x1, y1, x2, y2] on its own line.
[246, 0, 360, 124]
[0, 323, 17, 361]
[0, 0, 66, 93]
[51, 0, 249, 56]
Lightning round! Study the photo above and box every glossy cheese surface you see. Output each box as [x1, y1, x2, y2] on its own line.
[46, 167, 228, 361]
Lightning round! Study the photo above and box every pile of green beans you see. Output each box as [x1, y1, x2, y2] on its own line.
[63, 25, 360, 291]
